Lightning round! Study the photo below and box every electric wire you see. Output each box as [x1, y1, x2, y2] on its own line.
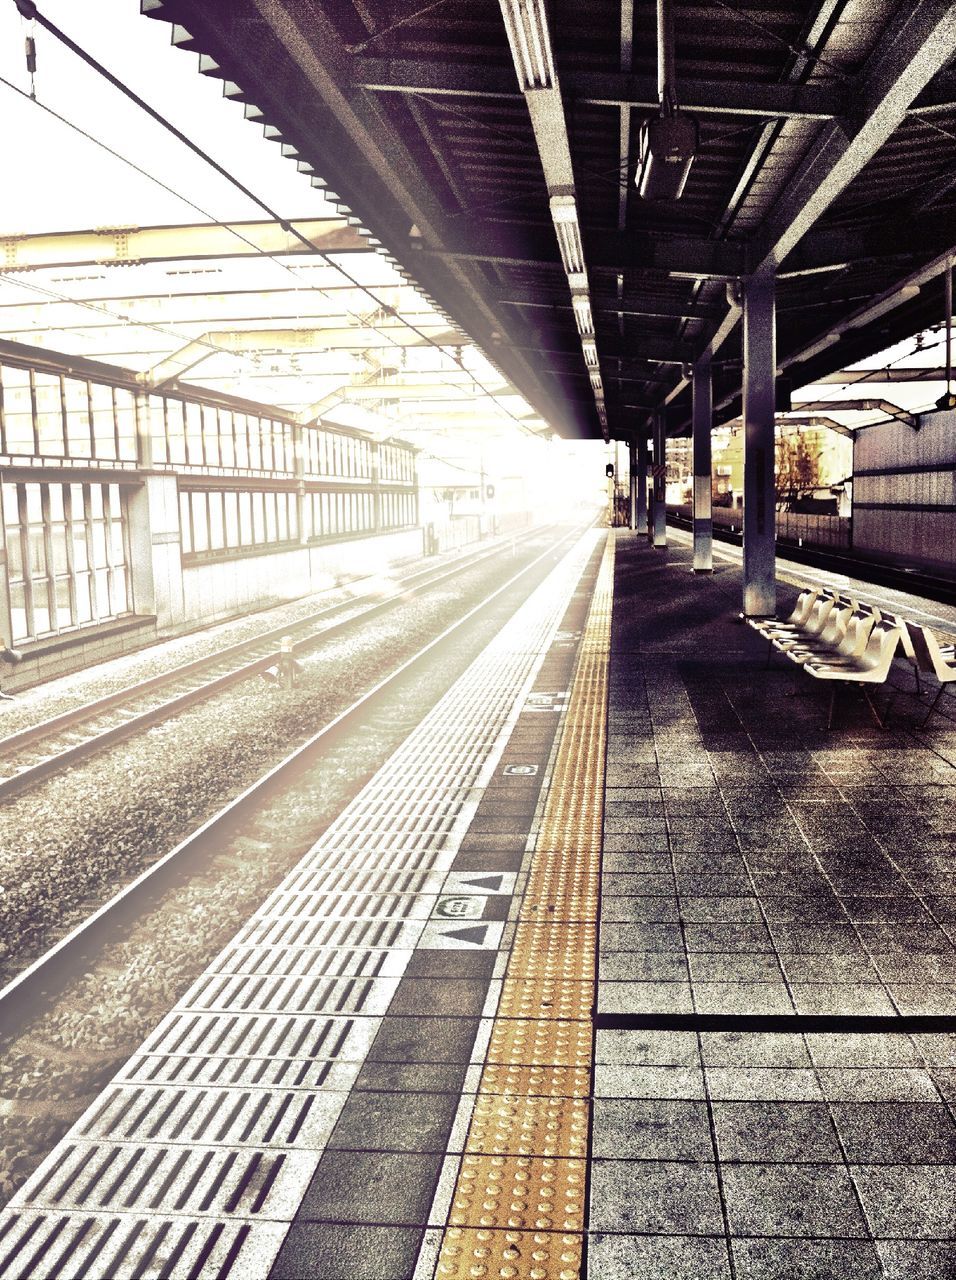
[4, 1, 544, 434]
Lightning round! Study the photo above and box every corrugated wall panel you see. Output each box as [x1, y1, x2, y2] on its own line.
[852, 408, 956, 575]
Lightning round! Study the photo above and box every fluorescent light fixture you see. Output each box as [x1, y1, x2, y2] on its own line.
[555, 222, 584, 275]
[590, 370, 603, 392]
[785, 332, 841, 366]
[566, 270, 588, 290]
[549, 197, 586, 276]
[500, 0, 556, 90]
[549, 194, 578, 224]
[846, 285, 921, 331]
[571, 293, 594, 335]
[582, 339, 599, 367]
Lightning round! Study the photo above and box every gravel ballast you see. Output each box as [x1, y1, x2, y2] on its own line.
[0, 529, 578, 1203]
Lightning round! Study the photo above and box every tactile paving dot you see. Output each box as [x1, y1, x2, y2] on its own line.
[449, 1154, 585, 1231]
[497, 979, 593, 1020]
[518, 893, 599, 923]
[436, 1227, 581, 1280]
[435, 537, 614, 1276]
[509, 924, 597, 981]
[465, 1094, 589, 1158]
[524, 872, 599, 903]
[479, 1064, 592, 1100]
[486, 1018, 592, 1069]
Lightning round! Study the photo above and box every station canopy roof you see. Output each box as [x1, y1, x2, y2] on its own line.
[0, 0, 954, 446]
[0, 1, 551, 457]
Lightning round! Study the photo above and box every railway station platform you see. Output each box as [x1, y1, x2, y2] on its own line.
[1, 525, 955, 1279]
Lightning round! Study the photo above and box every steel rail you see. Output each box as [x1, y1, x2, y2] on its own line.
[666, 512, 956, 609]
[0, 524, 588, 1043]
[0, 532, 545, 803]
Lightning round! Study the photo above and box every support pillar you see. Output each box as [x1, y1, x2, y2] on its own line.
[636, 431, 649, 534]
[628, 440, 638, 530]
[652, 410, 667, 547]
[742, 273, 777, 616]
[692, 356, 713, 573]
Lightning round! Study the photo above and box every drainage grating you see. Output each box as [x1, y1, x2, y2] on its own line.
[2, 530, 603, 1279]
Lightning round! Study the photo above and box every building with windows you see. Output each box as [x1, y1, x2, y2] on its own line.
[0, 346, 418, 683]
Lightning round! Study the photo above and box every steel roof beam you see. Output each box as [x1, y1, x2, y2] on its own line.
[749, 0, 956, 277]
[0, 218, 367, 271]
[422, 225, 746, 278]
[498, 292, 724, 323]
[426, 218, 948, 280]
[358, 57, 953, 119]
[151, 0, 579, 435]
[793, 397, 918, 426]
[353, 59, 845, 120]
[813, 366, 950, 382]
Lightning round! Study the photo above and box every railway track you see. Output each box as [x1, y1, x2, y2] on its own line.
[0, 534, 538, 803]
[666, 511, 956, 607]
[0, 523, 589, 1046]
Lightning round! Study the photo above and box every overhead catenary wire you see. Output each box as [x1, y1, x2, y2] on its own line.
[6, 0, 545, 436]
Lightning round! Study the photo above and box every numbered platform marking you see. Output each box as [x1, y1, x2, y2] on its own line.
[524, 690, 569, 713]
[434, 895, 488, 920]
[503, 764, 538, 777]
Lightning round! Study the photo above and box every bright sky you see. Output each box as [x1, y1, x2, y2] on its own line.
[0, 0, 332, 233]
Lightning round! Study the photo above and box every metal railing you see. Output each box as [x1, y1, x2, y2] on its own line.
[671, 503, 851, 550]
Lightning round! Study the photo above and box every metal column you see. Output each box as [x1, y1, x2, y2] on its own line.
[692, 357, 713, 573]
[628, 440, 638, 530]
[652, 410, 667, 547]
[636, 431, 649, 534]
[742, 273, 777, 616]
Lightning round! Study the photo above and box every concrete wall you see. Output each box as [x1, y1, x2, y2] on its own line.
[852, 407, 956, 576]
[178, 528, 422, 629]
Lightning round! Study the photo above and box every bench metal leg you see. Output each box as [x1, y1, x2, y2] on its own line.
[923, 683, 946, 728]
[861, 686, 886, 729]
[826, 686, 838, 730]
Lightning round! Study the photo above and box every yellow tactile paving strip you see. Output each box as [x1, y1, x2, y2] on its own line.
[436, 535, 614, 1280]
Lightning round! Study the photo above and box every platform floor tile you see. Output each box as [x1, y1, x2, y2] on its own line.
[0, 530, 604, 1280]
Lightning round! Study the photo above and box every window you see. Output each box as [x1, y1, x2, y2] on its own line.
[1, 366, 35, 455]
[114, 388, 138, 461]
[202, 404, 220, 467]
[34, 373, 65, 456]
[2, 480, 132, 643]
[90, 383, 118, 460]
[181, 486, 299, 560]
[166, 399, 187, 465]
[185, 401, 204, 466]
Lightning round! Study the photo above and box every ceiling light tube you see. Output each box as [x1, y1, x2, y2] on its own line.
[549, 194, 578, 224]
[590, 370, 603, 392]
[582, 338, 599, 367]
[571, 293, 594, 335]
[783, 332, 841, 367]
[554, 221, 584, 276]
[500, 0, 556, 90]
[845, 285, 921, 330]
